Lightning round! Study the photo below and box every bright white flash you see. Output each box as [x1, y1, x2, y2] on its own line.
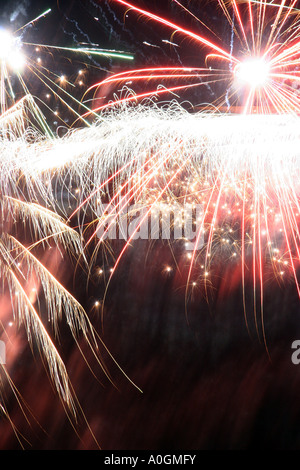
[0, 29, 25, 71]
[234, 58, 270, 88]
[0, 30, 14, 60]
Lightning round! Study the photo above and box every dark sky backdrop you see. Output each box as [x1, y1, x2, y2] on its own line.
[0, 0, 300, 451]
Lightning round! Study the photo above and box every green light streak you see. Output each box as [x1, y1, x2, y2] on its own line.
[24, 43, 134, 61]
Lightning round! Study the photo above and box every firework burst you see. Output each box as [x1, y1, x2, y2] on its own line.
[95, 0, 300, 114]
[1, 0, 300, 448]
[69, 0, 300, 353]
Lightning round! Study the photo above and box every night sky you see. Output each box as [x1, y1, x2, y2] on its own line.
[0, 0, 300, 451]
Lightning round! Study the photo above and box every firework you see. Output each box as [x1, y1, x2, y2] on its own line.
[70, 0, 300, 352]
[72, 0, 300, 119]
[0, 6, 135, 134]
[8, 0, 296, 355]
[0, 7, 139, 446]
[53, 103, 299, 281]
[1, 0, 300, 448]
